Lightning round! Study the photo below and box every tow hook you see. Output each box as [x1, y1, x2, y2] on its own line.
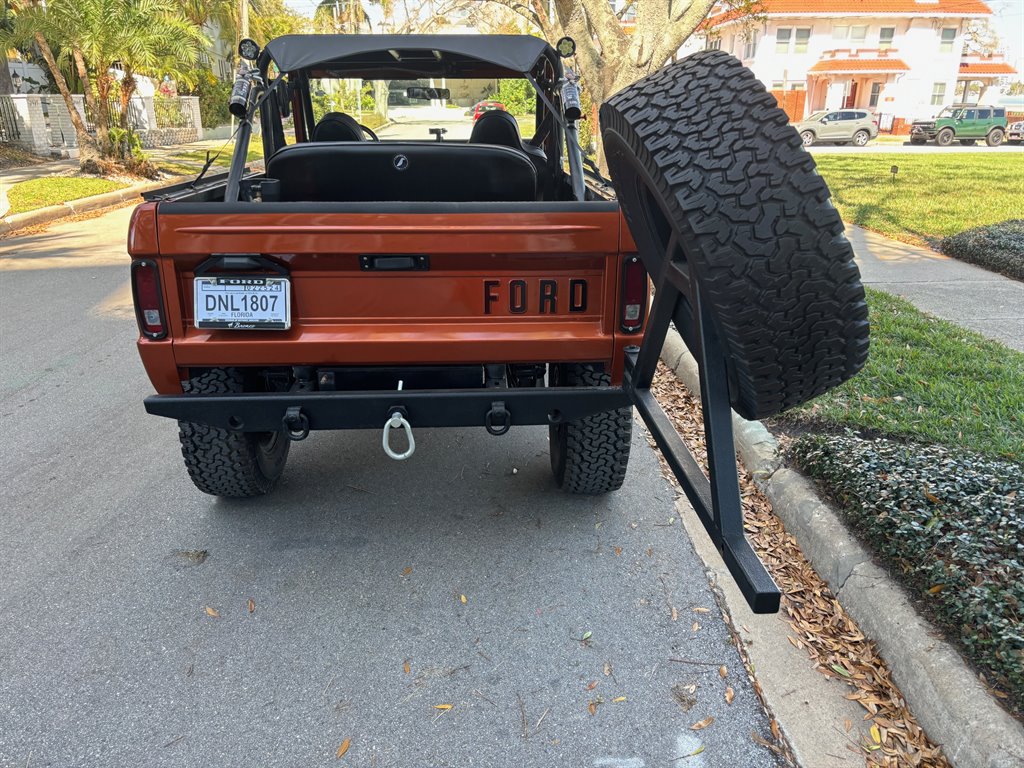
[282, 406, 310, 441]
[485, 401, 511, 436]
[382, 407, 415, 460]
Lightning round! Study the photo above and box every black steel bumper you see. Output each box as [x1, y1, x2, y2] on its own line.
[144, 386, 630, 434]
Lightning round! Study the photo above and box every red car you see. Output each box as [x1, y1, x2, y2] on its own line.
[469, 100, 506, 121]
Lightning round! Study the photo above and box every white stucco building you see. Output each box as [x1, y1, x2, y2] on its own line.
[688, 0, 1017, 130]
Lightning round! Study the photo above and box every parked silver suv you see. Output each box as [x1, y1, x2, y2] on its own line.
[795, 110, 879, 147]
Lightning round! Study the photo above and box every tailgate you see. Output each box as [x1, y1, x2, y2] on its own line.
[152, 202, 630, 369]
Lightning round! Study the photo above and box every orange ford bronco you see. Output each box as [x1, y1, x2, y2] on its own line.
[128, 34, 869, 613]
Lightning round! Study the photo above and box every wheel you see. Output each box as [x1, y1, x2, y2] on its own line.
[549, 364, 632, 495]
[178, 368, 290, 497]
[599, 50, 869, 420]
[985, 129, 1004, 147]
[959, 139, 977, 146]
[800, 130, 815, 147]
[853, 130, 870, 147]
[935, 128, 954, 146]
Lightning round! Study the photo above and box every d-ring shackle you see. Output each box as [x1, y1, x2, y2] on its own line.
[382, 411, 415, 460]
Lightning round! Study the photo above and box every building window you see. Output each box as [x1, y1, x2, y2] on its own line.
[776, 28, 792, 54]
[879, 27, 895, 50]
[850, 26, 867, 45]
[745, 32, 761, 60]
[771, 80, 785, 90]
[706, 36, 722, 51]
[940, 28, 957, 53]
[869, 81, 881, 107]
[790, 82, 805, 91]
[931, 82, 946, 106]
[833, 25, 848, 40]
[794, 28, 810, 54]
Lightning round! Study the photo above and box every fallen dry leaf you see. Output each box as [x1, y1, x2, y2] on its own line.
[648, 365, 954, 766]
[612, 696, 626, 703]
[671, 606, 679, 621]
[927, 584, 945, 594]
[614, 546, 622, 556]
[844, 718, 852, 733]
[402, 567, 412, 576]
[459, 594, 467, 605]
[718, 665, 727, 679]
[871, 724, 881, 744]
[923, 489, 942, 505]
[204, 606, 219, 618]
[335, 738, 350, 758]
[693, 607, 710, 614]
[247, 598, 255, 614]
[692, 621, 701, 632]
[725, 687, 734, 705]
[433, 704, 452, 710]
[586, 681, 598, 691]
[770, 719, 781, 740]
[587, 701, 598, 716]
[603, 662, 612, 677]
[403, 660, 411, 674]
[690, 716, 714, 731]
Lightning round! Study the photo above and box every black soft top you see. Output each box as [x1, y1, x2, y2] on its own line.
[262, 34, 556, 78]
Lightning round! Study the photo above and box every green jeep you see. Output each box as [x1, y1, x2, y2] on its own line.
[910, 104, 1008, 146]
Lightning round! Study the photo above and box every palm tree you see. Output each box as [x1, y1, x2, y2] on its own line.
[0, 0, 101, 164]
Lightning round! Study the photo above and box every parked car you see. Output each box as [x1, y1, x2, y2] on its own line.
[795, 110, 879, 147]
[468, 100, 506, 121]
[1007, 120, 1023, 145]
[909, 104, 1007, 146]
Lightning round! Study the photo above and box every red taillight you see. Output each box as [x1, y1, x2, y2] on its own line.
[620, 255, 647, 333]
[131, 259, 167, 339]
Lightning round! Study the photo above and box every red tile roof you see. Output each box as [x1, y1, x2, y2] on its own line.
[704, 0, 992, 27]
[959, 61, 1016, 75]
[808, 57, 911, 73]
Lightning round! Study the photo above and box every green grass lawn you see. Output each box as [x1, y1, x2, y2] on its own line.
[170, 144, 264, 169]
[814, 153, 1024, 245]
[5, 177, 127, 216]
[780, 288, 1024, 460]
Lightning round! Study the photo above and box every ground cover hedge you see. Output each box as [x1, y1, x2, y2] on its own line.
[940, 219, 1024, 281]
[791, 433, 1023, 710]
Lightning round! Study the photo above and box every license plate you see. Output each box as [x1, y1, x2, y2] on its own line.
[194, 276, 291, 330]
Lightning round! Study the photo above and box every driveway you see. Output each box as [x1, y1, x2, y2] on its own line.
[0, 208, 782, 767]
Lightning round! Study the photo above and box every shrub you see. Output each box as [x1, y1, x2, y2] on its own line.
[487, 78, 535, 116]
[153, 95, 189, 128]
[182, 68, 232, 129]
[791, 433, 1023, 707]
[939, 219, 1024, 281]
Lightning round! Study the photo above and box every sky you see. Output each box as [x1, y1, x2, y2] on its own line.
[283, 0, 1024, 77]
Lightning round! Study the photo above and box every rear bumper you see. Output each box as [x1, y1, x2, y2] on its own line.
[144, 385, 630, 433]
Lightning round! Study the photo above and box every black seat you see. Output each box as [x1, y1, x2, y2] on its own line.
[469, 110, 549, 195]
[312, 111, 365, 142]
[265, 142, 536, 202]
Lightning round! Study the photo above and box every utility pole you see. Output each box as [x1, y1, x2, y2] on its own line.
[240, 0, 249, 39]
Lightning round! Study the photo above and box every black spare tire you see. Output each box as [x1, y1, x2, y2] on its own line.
[600, 50, 869, 420]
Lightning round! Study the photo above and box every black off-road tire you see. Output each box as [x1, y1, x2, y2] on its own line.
[985, 129, 1004, 147]
[549, 364, 632, 495]
[936, 128, 955, 146]
[599, 50, 869, 421]
[178, 368, 290, 498]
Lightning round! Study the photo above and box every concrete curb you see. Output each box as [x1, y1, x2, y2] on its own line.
[0, 178, 175, 235]
[659, 328, 1024, 768]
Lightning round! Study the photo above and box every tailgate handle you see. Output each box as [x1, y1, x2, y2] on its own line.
[360, 254, 429, 271]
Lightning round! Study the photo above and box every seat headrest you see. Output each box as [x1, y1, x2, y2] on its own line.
[469, 110, 522, 149]
[312, 112, 364, 142]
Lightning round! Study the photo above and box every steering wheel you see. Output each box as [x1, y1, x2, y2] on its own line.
[360, 124, 380, 141]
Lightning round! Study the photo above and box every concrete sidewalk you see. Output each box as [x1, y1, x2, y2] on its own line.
[848, 224, 1024, 352]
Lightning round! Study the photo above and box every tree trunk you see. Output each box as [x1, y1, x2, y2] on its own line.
[0, 58, 13, 95]
[119, 69, 136, 131]
[32, 31, 101, 167]
[72, 48, 98, 132]
[95, 73, 113, 156]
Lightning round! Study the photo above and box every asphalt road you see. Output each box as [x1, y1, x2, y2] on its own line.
[0, 208, 782, 768]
